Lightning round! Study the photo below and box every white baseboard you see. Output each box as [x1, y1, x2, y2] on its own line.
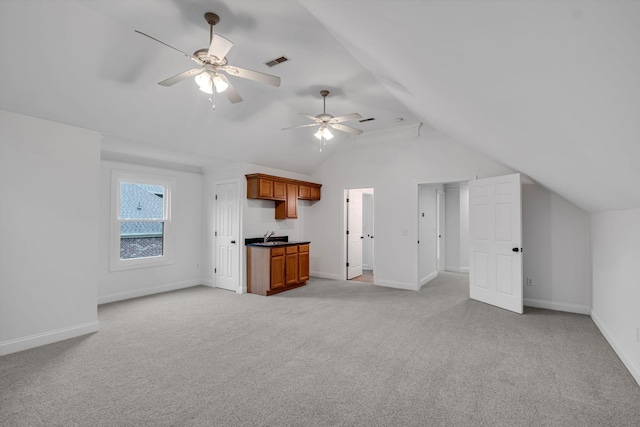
[420, 271, 438, 288]
[0, 321, 100, 356]
[523, 298, 591, 315]
[375, 279, 415, 291]
[591, 311, 640, 387]
[310, 271, 343, 281]
[98, 279, 202, 305]
[445, 266, 469, 274]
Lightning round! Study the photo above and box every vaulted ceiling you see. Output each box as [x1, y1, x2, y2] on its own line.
[1, 1, 638, 213]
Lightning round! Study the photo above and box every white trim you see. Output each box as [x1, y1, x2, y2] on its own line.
[0, 321, 100, 356]
[310, 271, 343, 281]
[110, 170, 176, 271]
[98, 279, 201, 305]
[375, 280, 415, 291]
[420, 271, 438, 288]
[591, 312, 640, 387]
[445, 266, 469, 274]
[353, 121, 422, 145]
[523, 298, 591, 315]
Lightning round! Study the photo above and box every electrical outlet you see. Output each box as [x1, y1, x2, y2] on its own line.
[525, 277, 534, 287]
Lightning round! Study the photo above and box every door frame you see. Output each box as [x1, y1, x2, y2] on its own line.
[213, 178, 243, 294]
[342, 187, 376, 282]
[414, 176, 475, 290]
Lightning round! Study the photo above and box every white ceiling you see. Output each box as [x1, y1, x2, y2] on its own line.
[1, 0, 639, 213]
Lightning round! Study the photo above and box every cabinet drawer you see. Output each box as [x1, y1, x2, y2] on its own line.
[271, 247, 285, 257]
[286, 245, 298, 254]
[298, 244, 309, 253]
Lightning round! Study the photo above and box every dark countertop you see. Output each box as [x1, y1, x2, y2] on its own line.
[246, 241, 310, 248]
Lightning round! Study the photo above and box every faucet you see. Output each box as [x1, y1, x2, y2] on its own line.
[263, 231, 275, 243]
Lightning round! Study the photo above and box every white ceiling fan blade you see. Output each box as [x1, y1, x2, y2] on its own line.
[299, 113, 323, 123]
[135, 30, 203, 66]
[282, 123, 321, 131]
[330, 123, 363, 135]
[221, 65, 281, 87]
[217, 74, 242, 103]
[208, 34, 234, 60]
[329, 113, 363, 124]
[158, 68, 203, 87]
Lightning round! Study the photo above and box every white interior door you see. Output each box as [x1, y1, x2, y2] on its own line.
[347, 190, 363, 279]
[215, 182, 239, 292]
[469, 173, 523, 314]
[437, 190, 445, 271]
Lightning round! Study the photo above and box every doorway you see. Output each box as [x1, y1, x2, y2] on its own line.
[344, 188, 375, 283]
[417, 179, 471, 289]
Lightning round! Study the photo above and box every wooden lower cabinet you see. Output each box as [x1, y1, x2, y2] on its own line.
[247, 244, 310, 296]
[298, 244, 309, 281]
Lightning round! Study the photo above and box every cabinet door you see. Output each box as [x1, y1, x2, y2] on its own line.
[273, 181, 286, 200]
[286, 184, 298, 218]
[310, 187, 321, 200]
[285, 253, 299, 285]
[258, 179, 274, 198]
[298, 246, 310, 282]
[298, 185, 311, 200]
[271, 255, 285, 289]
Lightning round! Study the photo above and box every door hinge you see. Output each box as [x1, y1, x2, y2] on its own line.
[346, 230, 349, 235]
[215, 231, 217, 237]
[215, 194, 218, 200]
[346, 198, 349, 203]
[346, 262, 349, 267]
[214, 268, 217, 273]
[417, 240, 420, 244]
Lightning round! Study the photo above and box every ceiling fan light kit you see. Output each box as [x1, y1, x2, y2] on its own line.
[135, 12, 280, 108]
[283, 90, 364, 141]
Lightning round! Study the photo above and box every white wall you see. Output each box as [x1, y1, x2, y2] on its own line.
[0, 111, 101, 355]
[591, 207, 640, 386]
[521, 184, 591, 314]
[307, 129, 514, 289]
[444, 184, 470, 273]
[97, 159, 203, 304]
[445, 186, 461, 271]
[419, 185, 438, 285]
[459, 183, 469, 269]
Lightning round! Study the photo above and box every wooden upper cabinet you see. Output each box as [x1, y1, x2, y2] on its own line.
[258, 178, 273, 198]
[246, 173, 321, 219]
[273, 181, 286, 200]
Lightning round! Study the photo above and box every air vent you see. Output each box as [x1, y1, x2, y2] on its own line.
[265, 56, 289, 67]
[359, 117, 375, 123]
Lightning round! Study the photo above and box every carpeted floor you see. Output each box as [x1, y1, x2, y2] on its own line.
[2, 272, 639, 426]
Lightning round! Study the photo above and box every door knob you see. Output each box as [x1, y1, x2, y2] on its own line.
[512, 247, 520, 252]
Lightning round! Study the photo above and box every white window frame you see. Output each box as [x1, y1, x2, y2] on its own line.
[110, 170, 175, 271]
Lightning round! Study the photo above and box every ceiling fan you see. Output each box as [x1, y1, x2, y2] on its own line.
[283, 90, 363, 140]
[135, 12, 281, 108]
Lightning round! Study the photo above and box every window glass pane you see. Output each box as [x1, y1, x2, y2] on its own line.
[120, 222, 164, 259]
[119, 182, 164, 220]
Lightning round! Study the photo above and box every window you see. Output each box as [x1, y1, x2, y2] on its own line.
[110, 171, 175, 271]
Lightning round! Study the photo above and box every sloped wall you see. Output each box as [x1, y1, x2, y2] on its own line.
[591, 208, 640, 385]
